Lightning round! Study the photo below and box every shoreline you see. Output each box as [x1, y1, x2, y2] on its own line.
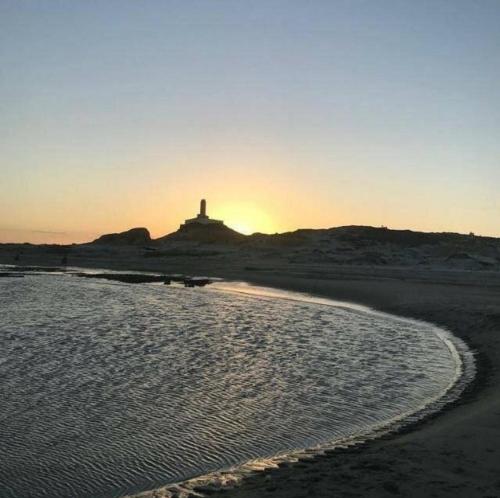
[125, 282, 477, 498]
[1, 261, 499, 496]
[211, 273, 500, 498]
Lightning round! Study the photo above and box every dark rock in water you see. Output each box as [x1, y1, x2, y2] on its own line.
[76, 272, 211, 287]
[91, 228, 151, 246]
[76, 273, 170, 284]
[183, 277, 211, 287]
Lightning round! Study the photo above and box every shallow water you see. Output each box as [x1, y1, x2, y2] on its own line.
[0, 274, 460, 498]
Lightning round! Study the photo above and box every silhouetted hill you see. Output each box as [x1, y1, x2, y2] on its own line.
[3, 224, 498, 272]
[236, 225, 500, 269]
[91, 227, 151, 246]
[243, 225, 498, 248]
[79, 225, 500, 269]
[329, 225, 495, 247]
[157, 223, 245, 244]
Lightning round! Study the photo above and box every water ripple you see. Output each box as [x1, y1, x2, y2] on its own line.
[0, 275, 467, 498]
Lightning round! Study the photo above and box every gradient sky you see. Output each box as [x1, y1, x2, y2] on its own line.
[1, 0, 499, 243]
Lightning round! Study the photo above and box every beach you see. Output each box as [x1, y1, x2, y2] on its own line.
[4, 0, 499, 495]
[1, 248, 499, 497]
[211, 271, 500, 498]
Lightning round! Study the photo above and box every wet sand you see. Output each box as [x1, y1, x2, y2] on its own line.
[210, 273, 500, 498]
[1, 249, 499, 497]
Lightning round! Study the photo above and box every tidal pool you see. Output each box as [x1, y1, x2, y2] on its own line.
[0, 274, 468, 498]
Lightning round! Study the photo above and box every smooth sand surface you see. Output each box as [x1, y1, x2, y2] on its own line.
[1, 248, 499, 497]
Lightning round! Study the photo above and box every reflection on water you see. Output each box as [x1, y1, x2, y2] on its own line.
[0, 274, 460, 498]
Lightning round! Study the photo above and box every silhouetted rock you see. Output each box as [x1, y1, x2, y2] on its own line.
[92, 228, 151, 246]
[157, 223, 245, 244]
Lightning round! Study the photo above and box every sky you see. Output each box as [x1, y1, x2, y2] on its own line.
[1, 0, 499, 243]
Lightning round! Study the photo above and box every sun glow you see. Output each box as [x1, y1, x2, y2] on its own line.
[229, 223, 253, 236]
[212, 203, 275, 235]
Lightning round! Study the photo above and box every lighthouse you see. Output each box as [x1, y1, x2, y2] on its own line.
[200, 199, 207, 218]
[181, 199, 223, 227]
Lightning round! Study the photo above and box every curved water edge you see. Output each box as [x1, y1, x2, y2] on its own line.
[126, 281, 476, 498]
[0, 269, 476, 498]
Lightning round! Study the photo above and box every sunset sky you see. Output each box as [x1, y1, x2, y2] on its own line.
[1, 0, 499, 243]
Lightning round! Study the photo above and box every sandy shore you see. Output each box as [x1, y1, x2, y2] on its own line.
[1, 249, 499, 497]
[208, 272, 500, 498]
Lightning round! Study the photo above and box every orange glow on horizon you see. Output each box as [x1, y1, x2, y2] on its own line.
[212, 202, 276, 235]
